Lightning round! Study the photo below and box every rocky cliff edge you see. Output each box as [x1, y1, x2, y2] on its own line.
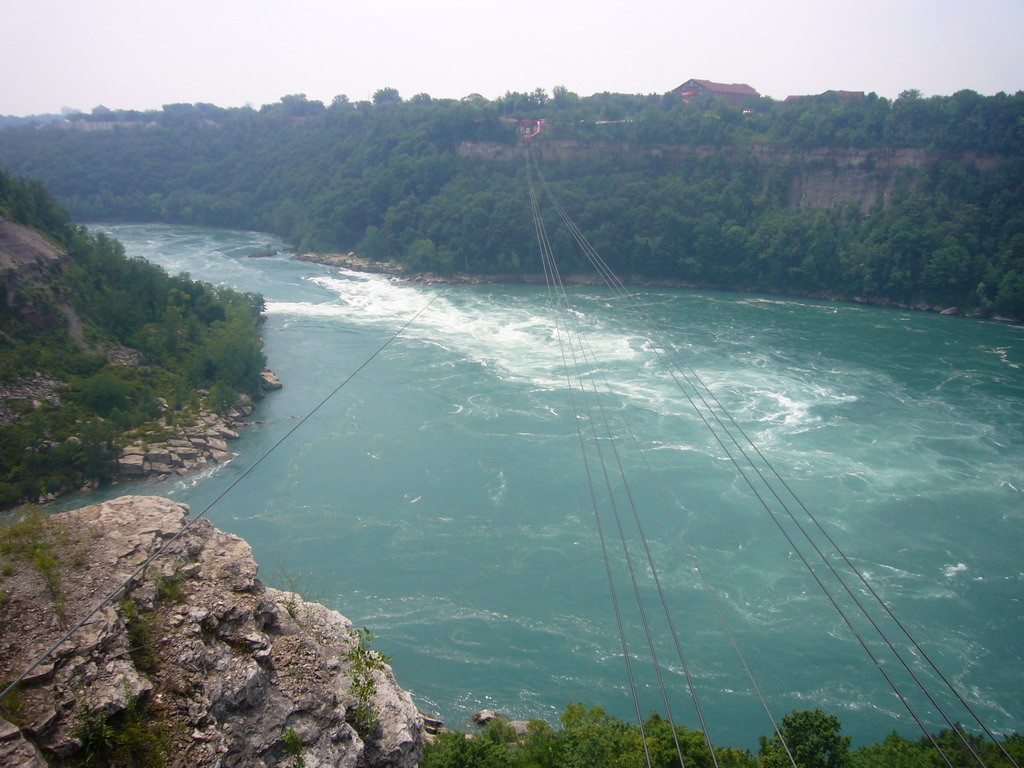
[0, 495, 423, 767]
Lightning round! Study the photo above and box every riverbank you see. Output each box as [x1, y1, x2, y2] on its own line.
[293, 251, 1015, 322]
[115, 370, 282, 485]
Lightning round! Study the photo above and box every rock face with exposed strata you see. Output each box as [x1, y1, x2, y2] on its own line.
[259, 369, 283, 391]
[0, 495, 423, 767]
[116, 405, 252, 480]
[456, 140, 997, 214]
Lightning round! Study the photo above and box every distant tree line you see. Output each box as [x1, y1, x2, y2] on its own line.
[0, 169, 266, 508]
[421, 703, 1023, 768]
[1, 86, 1022, 318]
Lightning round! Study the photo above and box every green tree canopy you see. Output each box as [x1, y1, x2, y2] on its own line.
[759, 709, 851, 768]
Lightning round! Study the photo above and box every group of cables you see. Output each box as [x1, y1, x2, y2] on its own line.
[0, 148, 1015, 768]
[522, 143, 1017, 768]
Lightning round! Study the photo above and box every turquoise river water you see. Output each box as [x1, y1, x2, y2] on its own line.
[67, 223, 1022, 750]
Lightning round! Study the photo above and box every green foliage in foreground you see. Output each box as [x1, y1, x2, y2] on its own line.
[0, 169, 266, 507]
[422, 705, 1024, 768]
[75, 694, 168, 767]
[344, 627, 394, 737]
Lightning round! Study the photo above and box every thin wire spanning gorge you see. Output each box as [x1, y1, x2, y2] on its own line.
[524, 142, 1017, 768]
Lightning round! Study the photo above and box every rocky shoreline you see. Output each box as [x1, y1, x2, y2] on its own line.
[292, 252, 1014, 321]
[116, 404, 248, 480]
[293, 252, 401, 275]
[0, 495, 424, 767]
[115, 369, 283, 485]
[0, 365, 284, 503]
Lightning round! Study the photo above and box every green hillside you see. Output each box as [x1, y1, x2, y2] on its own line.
[1, 87, 1022, 318]
[0, 170, 265, 508]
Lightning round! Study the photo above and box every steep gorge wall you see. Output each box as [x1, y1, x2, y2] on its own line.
[457, 140, 998, 213]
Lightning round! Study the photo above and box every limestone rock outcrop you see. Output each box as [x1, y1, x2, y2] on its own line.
[259, 369, 283, 390]
[0, 495, 424, 767]
[116, 405, 252, 480]
[293, 252, 401, 276]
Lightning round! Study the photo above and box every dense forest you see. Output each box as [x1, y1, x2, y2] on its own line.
[0, 169, 266, 508]
[422, 704, 1023, 768]
[1, 86, 1022, 319]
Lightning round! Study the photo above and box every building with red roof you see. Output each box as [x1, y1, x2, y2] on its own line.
[671, 79, 760, 107]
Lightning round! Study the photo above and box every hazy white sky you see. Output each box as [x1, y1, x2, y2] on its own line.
[2, 0, 1023, 115]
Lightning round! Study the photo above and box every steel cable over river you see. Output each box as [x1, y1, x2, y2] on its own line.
[523, 143, 1019, 766]
[36, 215, 1024, 752]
